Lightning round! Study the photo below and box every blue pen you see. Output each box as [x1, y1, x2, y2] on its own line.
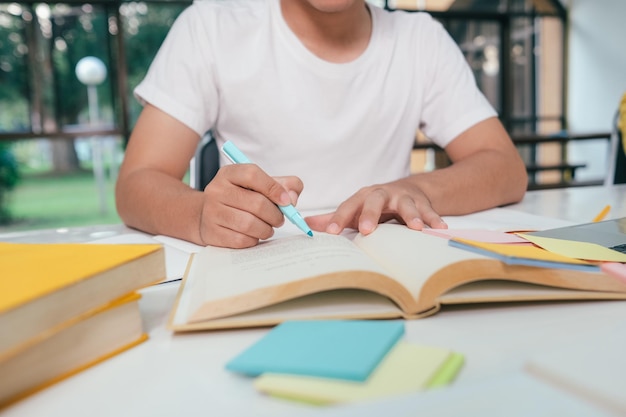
[221, 140, 313, 237]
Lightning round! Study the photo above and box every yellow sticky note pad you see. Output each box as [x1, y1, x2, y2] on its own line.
[452, 238, 593, 265]
[518, 234, 626, 263]
[254, 342, 463, 405]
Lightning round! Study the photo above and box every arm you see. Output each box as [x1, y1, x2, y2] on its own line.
[115, 104, 302, 248]
[305, 117, 528, 235]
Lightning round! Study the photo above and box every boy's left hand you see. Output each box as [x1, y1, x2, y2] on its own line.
[305, 179, 447, 236]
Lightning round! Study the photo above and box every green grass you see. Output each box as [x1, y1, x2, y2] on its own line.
[0, 171, 123, 233]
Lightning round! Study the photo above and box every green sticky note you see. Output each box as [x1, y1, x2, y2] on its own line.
[226, 320, 405, 382]
[254, 341, 464, 405]
[427, 352, 465, 388]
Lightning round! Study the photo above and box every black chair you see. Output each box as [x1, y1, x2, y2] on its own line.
[606, 94, 626, 185]
[191, 131, 220, 191]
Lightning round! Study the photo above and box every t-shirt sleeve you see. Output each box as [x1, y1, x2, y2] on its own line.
[134, 4, 218, 136]
[418, 17, 497, 148]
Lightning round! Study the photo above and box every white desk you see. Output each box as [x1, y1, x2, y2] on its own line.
[2, 185, 626, 417]
[508, 184, 626, 223]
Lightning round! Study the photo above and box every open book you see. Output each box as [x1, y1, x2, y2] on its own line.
[168, 224, 626, 331]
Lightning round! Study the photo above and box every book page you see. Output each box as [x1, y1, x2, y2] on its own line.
[89, 233, 191, 283]
[174, 233, 390, 324]
[353, 224, 485, 300]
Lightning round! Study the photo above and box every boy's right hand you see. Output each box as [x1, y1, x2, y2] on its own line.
[199, 164, 303, 248]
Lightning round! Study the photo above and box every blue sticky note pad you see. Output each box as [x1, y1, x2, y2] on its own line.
[225, 320, 405, 382]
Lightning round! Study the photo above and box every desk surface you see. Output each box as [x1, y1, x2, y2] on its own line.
[2, 185, 626, 417]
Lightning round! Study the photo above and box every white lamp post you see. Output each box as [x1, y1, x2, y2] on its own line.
[75, 56, 108, 215]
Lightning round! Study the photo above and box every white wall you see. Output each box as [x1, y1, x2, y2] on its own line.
[566, 0, 626, 180]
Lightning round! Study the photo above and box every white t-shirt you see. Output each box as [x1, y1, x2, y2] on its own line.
[135, 0, 496, 211]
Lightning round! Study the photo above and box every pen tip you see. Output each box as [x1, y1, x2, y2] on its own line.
[307, 231, 314, 237]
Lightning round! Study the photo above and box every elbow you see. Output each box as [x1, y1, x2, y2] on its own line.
[114, 175, 134, 228]
[505, 158, 528, 204]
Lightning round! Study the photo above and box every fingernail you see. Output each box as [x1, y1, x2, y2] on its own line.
[360, 220, 375, 234]
[433, 217, 447, 228]
[326, 223, 340, 234]
[288, 191, 299, 205]
[408, 218, 424, 230]
[279, 192, 291, 206]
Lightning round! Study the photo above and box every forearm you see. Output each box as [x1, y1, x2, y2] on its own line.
[115, 168, 206, 244]
[409, 148, 527, 215]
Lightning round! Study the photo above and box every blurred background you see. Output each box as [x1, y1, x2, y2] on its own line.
[0, 0, 624, 232]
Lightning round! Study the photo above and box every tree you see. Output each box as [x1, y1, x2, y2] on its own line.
[0, 5, 29, 132]
[0, 143, 19, 224]
[0, 1, 189, 175]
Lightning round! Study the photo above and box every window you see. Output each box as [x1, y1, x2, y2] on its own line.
[387, 0, 571, 186]
[0, 1, 190, 230]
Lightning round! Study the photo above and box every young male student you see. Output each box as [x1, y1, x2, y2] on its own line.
[115, 0, 528, 249]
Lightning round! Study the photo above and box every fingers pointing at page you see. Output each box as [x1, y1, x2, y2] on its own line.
[306, 180, 447, 236]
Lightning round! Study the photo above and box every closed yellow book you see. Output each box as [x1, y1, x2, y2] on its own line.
[0, 242, 165, 355]
[0, 293, 146, 408]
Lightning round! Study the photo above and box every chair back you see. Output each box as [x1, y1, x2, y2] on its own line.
[190, 131, 220, 190]
[606, 93, 626, 185]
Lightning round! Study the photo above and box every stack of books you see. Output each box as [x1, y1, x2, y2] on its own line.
[0, 242, 165, 408]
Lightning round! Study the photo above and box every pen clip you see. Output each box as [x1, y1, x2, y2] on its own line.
[221, 141, 251, 164]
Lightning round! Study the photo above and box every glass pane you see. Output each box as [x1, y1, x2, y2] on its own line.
[0, 4, 30, 132]
[444, 19, 502, 112]
[508, 15, 564, 135]
[510, 16, 534, 134]
[535, 16, 565, 184]
[390, 0, 562, 15]
[447, 0, 506, 12]
[121, 1, 188, 125]
[536, 16, 563, 133]
[509, 0, 560, 14]
[1, 137, 124, 231]
[393, 0, 507, 12]
[49, 3, 114, 131]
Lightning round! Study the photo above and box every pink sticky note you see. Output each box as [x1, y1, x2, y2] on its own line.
[422, 229, 528, 244]
[601, 262, 626, 285]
